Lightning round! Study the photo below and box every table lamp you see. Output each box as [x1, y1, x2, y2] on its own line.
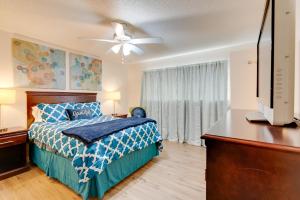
[0, 89, 16, 132]
[105, 91, 121, 115]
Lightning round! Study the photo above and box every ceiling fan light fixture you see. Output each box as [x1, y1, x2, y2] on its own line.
[123, 43, 131, 56]
[114, 23, 125, 37]
[111, 44, 121, 54]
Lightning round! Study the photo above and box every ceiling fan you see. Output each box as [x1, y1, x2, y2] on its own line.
[79, 22, 163, 57]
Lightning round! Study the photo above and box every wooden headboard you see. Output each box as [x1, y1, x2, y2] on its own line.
[26, 91, 97, 128]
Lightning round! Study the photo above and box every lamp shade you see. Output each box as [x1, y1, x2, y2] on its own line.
[0, 89, 16, 105]
[104, 91, 121, 101]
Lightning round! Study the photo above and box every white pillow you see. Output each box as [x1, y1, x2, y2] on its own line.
[32, 106, 43, 122]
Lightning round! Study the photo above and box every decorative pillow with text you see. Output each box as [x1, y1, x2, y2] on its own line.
[66, 109, 94, 120]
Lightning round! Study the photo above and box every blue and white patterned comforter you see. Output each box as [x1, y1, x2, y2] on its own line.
[28, 115, 162, 183]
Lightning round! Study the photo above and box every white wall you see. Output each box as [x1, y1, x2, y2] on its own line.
[230, 48, 257, 110]
[100, 62, 128, 115]
[0, 29, 128, 128]
[127, 64, 143, 110]
[295, 0, 300, 118]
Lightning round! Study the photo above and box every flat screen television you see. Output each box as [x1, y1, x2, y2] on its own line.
[255, 0, 295, 125]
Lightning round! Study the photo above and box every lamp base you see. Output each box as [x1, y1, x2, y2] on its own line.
[0, 128, 8, 133]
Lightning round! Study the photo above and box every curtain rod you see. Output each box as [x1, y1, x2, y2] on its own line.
[143, 59, 229, 72]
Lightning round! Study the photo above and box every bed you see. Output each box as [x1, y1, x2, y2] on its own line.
[26, 91, 162, 200]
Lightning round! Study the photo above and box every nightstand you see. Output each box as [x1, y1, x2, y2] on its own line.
[112, 114, 128, 118]
[0, 127, 29, 180]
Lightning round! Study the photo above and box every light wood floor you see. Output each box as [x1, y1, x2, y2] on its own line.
[0, 141, 206, 200]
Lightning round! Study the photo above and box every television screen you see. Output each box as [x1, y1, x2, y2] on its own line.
[255, 0, 295, 125]
[257, 0, 272, 108]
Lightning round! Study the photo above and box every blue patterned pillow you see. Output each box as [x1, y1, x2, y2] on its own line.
[37, 102, 75, 123]
[75, 102, 102, 117]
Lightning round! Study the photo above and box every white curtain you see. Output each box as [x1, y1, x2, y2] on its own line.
[141, 61, 228, 146]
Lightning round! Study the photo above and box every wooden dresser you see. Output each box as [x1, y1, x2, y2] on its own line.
[201, 110, 300, 200]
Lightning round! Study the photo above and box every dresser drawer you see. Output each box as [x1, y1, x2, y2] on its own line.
[0, 134, 27, 149]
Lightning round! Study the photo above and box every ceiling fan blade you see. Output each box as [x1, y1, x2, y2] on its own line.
[78, 37, 119, 43]
[113, 22, 125, 37]
[126, 44, 144, 55]
[111, 44, 122, 54]
[129, 37, 163, 45]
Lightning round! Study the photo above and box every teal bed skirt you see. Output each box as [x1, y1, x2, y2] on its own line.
[30, 143, 159, 200]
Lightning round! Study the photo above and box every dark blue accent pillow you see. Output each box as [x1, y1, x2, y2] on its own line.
[131, 107, 147, 118]
[66, 109, 94, 121]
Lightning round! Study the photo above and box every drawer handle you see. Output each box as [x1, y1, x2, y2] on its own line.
[0, 141, 15, 146]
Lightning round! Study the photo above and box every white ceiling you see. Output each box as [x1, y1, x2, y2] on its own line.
[0, 0, 265, 63]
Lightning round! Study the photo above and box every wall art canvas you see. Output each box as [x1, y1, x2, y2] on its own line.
[69, 53, 102, 91]
[12, 38, 66, 89]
